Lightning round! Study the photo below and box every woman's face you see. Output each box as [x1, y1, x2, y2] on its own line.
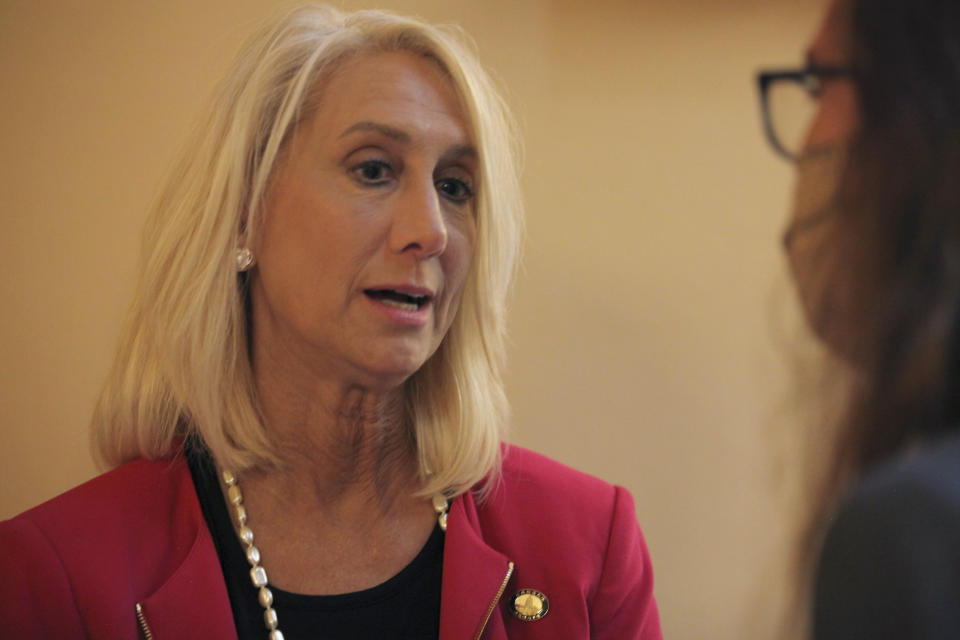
[249, 50, 477, 389]
[787, 0, 861, 350]
[801, 0, 858, 152]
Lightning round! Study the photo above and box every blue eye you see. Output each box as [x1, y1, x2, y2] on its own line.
[436, 177, 474, 203]
[352, 160, 392, 185]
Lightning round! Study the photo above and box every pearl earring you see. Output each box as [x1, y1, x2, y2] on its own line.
[235, 247, 255, 272]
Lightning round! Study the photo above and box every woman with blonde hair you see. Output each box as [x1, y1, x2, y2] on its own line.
[0, 6, 661, 639]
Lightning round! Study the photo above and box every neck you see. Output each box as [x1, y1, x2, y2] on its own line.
[256, 371, 421, 505]
[226, 328, 439, 594]
[247, 304, 429, 503]
[227, 374, 437, 594]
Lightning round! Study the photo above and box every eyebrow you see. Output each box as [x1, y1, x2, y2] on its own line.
[443, 144, 478, 162]
[805, 49, 847, 70]
[805, 50, 830, 69]
[339, 120, 478, 161]
[339, 121, 411, 143]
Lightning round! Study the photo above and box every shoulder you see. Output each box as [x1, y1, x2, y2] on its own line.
[825, 434, 960, 542]
[486, 445, 633, 543]
[814, 434, 960, 639]
[478, 445, 662, 639]
[0, 454, 202, 604]
[5, 455, 193, 539]
[499, 444, 621, 507]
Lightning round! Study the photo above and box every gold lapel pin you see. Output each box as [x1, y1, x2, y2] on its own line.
[509, 589, 549, 621]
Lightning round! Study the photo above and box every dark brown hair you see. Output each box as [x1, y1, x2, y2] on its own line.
[806, 0, 960, 561]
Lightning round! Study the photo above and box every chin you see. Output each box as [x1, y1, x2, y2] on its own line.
[360, 353, 430, 390]
[352, 334, 442, 389]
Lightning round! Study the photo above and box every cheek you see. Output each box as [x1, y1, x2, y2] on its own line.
[257, 217, 318, 303]
[788, 221, 833, 300]
[444, 224, 476, 292]
[805, 85, 860, 151]
[787, 217, 861, 351]
[254, 204, 345, 327]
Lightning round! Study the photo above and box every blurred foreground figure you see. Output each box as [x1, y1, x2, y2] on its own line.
[758, 0, 960, 637]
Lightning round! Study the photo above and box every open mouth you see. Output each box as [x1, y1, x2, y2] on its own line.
[364, 289, 431, 312]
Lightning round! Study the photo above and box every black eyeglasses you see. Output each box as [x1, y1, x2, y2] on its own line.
[756, 65, 852, 160]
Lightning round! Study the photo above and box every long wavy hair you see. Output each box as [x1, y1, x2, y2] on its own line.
[91, 5, 523, 499]
[803, 0, 960, 572]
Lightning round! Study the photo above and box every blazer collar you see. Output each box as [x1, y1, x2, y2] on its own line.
[137, 524, 237, 639]
[137, 457, 512, 640]
[134, 456, 237, 640]
[439, 489, 514, 640]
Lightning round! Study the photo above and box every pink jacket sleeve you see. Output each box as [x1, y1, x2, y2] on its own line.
[589, 486, 662, 639]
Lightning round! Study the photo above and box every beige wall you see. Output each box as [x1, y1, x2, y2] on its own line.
[0, 1, 823, 638]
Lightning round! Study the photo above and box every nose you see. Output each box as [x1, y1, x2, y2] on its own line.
[388, 178, 448, 259]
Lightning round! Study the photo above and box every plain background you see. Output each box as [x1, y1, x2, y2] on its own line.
[0, 1, 825, 638]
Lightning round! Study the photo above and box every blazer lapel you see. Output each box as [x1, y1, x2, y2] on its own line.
[136, 456, 510, 640]
[440, 491, 513, 640]
[136, 525, 237, 639]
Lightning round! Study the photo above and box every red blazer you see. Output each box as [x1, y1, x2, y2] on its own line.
[0, 445, 661, 639]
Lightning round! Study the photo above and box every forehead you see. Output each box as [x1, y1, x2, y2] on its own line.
[807, 0, 852, 64]
[308, 49, 471, 144]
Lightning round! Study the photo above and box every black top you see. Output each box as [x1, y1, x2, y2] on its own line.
[186, 443, 444, 640]
[813, 433, 960, 639]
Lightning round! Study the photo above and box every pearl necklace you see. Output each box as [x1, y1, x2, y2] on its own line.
[221, 469, 450, 640]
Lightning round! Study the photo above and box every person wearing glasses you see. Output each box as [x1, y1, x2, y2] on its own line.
[758, 0, 960, 637]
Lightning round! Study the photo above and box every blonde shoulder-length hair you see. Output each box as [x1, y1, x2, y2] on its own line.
[91, 4, 523, 498]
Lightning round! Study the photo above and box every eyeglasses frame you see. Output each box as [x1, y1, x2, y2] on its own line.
[756, 65, 853, 161]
